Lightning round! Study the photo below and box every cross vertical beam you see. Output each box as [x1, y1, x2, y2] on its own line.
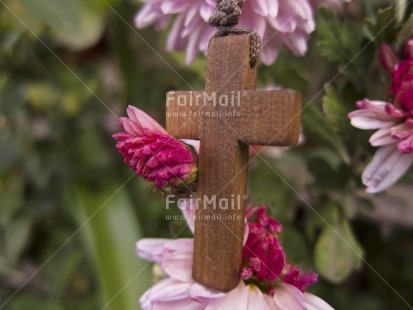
[166, 35, 301, 292]
[192, 36, 256, 291]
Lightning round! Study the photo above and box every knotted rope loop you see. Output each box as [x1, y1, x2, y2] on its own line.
[208, 0, 261, 67]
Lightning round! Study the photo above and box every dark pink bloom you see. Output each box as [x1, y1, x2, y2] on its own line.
[391, 58, 413, 112]
[113, 105, 197, 188]
[243, 206, 285, 282]
[283, 264, 318, 292]
[241, 205, 317, 296]
[379, 43, 399, 74]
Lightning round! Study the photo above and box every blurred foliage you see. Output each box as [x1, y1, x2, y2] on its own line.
[0, 0, 412, 309]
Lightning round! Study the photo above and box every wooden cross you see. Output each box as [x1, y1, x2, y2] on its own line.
[166, 35, 301, 292]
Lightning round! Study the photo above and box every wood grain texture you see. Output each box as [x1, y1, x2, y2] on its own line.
[165, 35, 301, 292]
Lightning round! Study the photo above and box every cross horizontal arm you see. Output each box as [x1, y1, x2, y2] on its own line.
[166, 89, 301, 146]
[237, 89, 301, 145]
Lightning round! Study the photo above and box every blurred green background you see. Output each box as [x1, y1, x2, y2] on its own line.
[0, 0, 413, 309]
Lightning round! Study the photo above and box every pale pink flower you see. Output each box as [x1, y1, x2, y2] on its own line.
[136, 201, 332, 309]
[135, 0, 216, 64]
[113, 105, 197, 188]
[348, 41, 413, 193]
[134, 0, 353, 65]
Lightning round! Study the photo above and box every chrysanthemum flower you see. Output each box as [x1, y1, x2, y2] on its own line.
[134, 0, 349, 65]
[113, 105, 197, 188]
[136, 200, 332, 309]
[348, 40, 413, 193]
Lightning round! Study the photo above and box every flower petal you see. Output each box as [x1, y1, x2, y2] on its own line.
[161, 251, 193, 281]
[136, 238, 170, 263]
[304, 293, 334, 310]
[141, 278, 192, 303]
[189, 283, 225, 302]
[348, 110, 396, 130]
[126, 105, 168, 134]
[379, 43, 399, 74]
[151, 300, 204, 310]
[206, 281, 248, 310]
[247, 285, 272, 310]
[362, 144, 413, 193]
[164, 238, 194, 253]
[272, 283, 305, 310]
[181, 139, 200, 154]
[369, 127, 395, 146]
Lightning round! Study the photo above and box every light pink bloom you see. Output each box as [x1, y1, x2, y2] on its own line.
[135, 0, 347, 65]
[348, 41, 413, 193]
[137, 201, 332, 309]
[113, 105, 197, 188]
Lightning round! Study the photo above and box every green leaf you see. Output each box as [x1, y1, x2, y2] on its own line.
[282, 225, 309, 264]
[314, 214, 364, 283]
[0, 131, 21, 171]
[396, 14, 413, 50]
[316, 8, 361, 64]
[316, 8, 375, 82]
[8, 294, 61, 310]
[5, 217, 32, 263]
[248, 157, 297, 222]
[302, 104, 350, 164]
[364, 6, 397, 45]
[18, 0, 81, 29]
[73, 183, 151, 310]
[19, 0, 105, 50]
[307, 156, 352, 190]
[322, 85, 351, 137]
[26, 82, 60, 110]
[395, 0, 408, 24]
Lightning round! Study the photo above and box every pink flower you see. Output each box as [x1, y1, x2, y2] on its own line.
[136, 201, 331, 309]
[242, 206, 285, 284]
[348, 41, 413, 193]
[378, 43, 399, 74]
[113, 105, 197, 188]
[135, 0, 347, 65]
[390, 58, 413, 112]
[283, 264, 319, 293]
[242, 206, 317, 294]
[135, 0, 216, 64]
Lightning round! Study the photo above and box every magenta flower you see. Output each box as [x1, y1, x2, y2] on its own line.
[348, 40, 413, 193]
[113, 105, 197, 188]
[390, 58, 413, 112]
[136, 200, 330, 309]
[242, 205, 317, 295]
[135, 0, 349, 65]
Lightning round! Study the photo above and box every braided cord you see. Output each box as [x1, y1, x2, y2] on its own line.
[208, 0, 261, 67]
